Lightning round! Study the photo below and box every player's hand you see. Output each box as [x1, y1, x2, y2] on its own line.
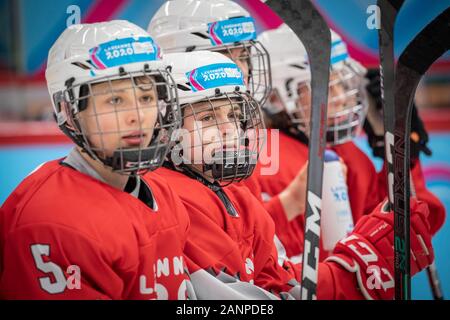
[326, 198, 434, 300]
[363, 68, 432, 160]
[279, 161, 308, 221]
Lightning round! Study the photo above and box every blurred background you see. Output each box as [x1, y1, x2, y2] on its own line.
[0, 0, 449, 299]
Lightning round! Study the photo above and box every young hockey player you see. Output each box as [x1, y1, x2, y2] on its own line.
[152, 50, 296, 299]
[146, 1, 441, 298]
[147, 0, 310, 237]
[252, 24, 445, 262]
[147, 0, 271, 105]
[153, 49, 435, 300]
[364, 69, 446, 236]
[0, 21, 192, 300]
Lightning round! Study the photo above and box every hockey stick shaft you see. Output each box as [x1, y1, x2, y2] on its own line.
[377, 0, 407, 299]
[378, 0, 403, 205]
[265, 0, 331, 300]
[379, 0, 447, 300]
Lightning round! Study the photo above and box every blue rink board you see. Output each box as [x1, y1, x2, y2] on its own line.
[1, 134, 449, 300]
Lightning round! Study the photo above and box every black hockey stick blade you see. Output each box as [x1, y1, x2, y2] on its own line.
[393, 6, 450, 300]
[265, 0, 331, 300]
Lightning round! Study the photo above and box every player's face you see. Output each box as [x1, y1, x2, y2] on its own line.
[293, 71, 348, 126]
[268, 88, 285, 112]
[292, 81, 311, 123]
[181, 98, 243, 169]
[296, 82, 311, 113]
[78, 78, 158, 159]
[220, 47, 250, 86]
[327, 70, 347, 119]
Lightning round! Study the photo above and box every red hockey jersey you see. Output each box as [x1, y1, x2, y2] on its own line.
[154, 166, 299, 296]
[155, 167, 375, 299]
[244, 129, 445, 260]
[0, 160, 190, 299]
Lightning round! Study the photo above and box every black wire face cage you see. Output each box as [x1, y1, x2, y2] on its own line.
[54, 68, 181, 175]
[286, 63, 368, 146]
[173, 91, 265, 186]
[208, 40, 272, 108]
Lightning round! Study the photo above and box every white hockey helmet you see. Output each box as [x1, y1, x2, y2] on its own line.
[320, 30, 368, 145]
[257, 23, 310, 116]
[46, 20, 180, 174]
[147, 0, 271, 106]
[164, 50, 265, 185]
[259, 25, 368, 145]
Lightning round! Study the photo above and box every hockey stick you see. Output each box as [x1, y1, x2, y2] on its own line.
[377, 0, 404, 213]
[378, 0, 447, 300]
[377, 0, 407, 300]
[393, 7, 450, 299]
[265, 0, 331, 300]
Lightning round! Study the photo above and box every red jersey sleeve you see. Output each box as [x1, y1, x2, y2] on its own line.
[410, 159, 446, 234]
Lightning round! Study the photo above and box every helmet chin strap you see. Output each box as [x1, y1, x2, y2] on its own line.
[175, 147, 256, 185]
[103, 146, 167, 175]
[71, 133, 164, 176]
[202, 149, 256, 183]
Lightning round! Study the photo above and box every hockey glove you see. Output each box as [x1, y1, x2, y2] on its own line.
[326, 198, 434, 300]
[363, 68, 432, 160]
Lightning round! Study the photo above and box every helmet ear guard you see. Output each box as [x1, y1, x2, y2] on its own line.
[53, 90, 86, 150]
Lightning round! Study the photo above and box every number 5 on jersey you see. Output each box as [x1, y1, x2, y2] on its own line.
[31, 244, 81, 294]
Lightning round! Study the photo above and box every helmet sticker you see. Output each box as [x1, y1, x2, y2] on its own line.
[186, 63, 244, 92]
[89, 36, 161, 70]
[330, 38, 349, 65]
[207, 17, 257, 46]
